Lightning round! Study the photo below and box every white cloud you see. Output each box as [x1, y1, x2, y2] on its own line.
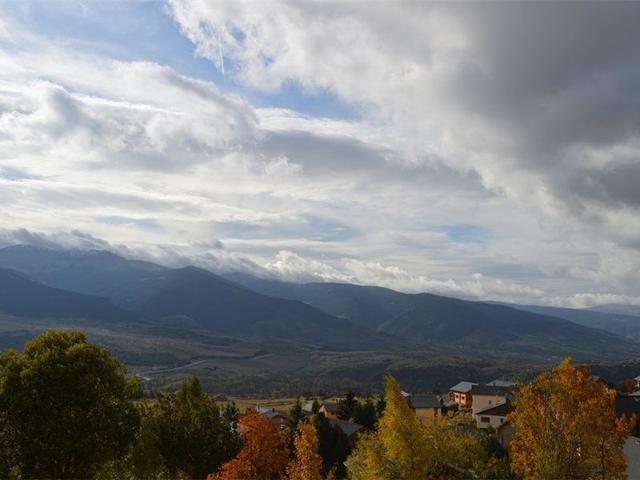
[0, 2, 639, 307]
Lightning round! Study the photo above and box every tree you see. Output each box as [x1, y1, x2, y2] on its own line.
[146, 376, 240, 479]
[619, 378, 638, 394]
[347, 375, 510, 480]
[290, 397, 306, 430]
[289, 397, 307, 447]
[311, 399, 321, 414]
[287, 422, 323, 480]
[312, 413, 351, 478]
[0, 330, 140, 479]
[352, 398, 377, 430]
[338, 389, 358, 420]
[223, 402, 240, 430]
[510, 357, 633, 480]
[213, 410, 289, 480]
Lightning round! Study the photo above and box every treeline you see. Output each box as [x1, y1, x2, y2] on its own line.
[0, 330, 635, 479]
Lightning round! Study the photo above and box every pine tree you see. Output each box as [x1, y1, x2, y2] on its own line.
[337, 389, 358, 420]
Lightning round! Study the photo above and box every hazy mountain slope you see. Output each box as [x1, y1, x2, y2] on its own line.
[0, 267, 141, 322]
[0, 244, 165, 297]
[588, 304, 640, 317]
[224, 273, 418, 329]
[109, 266, 399, 349]
[227, 272, 639, 360]
[379, 295, 638, 360]
[503, 303, 640, 341]
[2, 246, 637, 358]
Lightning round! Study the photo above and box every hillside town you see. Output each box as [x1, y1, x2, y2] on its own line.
[235, 370, 640, 479]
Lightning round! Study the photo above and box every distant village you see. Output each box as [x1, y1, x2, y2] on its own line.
[245, 374, 640, 454]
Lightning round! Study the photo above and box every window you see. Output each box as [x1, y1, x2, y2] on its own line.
[481, 416, 490, 423]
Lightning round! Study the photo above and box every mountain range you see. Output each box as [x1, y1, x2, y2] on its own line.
[0, 244, 639, 364]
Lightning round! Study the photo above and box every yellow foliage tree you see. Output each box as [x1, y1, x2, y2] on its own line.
[510, 357, 634, 480]
[347, 375, 506, 480]
[287, 422, 323, 480]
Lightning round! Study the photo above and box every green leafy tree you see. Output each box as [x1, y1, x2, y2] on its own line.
[311, 399, 321, 414]
[0, 330, 140, 479]
[145, 376, 241, 479]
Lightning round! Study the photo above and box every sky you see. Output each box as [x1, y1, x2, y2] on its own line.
[0, 0, 639, 307]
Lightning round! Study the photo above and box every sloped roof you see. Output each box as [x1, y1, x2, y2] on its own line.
[487, 379, 516, 388]
[329, 418, 363, 437]
[410, 394, 441, 409]
[449, 381, 478, 393]
[475, 401, 513, 416]
[321, 401, 340, 413]
[470, 385, 514, 397]
[261, 410, 293, 422]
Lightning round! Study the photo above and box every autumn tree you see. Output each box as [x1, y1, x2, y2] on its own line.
[347, 375, 511, 480]
[287, 422, 323, 480]
[347, 375, 431, 480]
[510, 357, 634, 480]
[0, 330, 140, 479]
[212, 410, 289, 480]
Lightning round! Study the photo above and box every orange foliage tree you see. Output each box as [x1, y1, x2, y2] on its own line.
[287, 422, 323, 480]
[510, 357, 634, 480]
[210, 410, 289, 480]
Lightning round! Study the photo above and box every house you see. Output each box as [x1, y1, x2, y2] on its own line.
[409, 394, 442, 420]
[469, 385, 514, 415]
[616, 394, 640, 438]
[635, 375, 640, 391]
[319, 401, 340, 419]
[329, 418, 363, 445]
[244, 408, 293, 433]
[449, 381, 478, 407]
[474, 400, 513, 430]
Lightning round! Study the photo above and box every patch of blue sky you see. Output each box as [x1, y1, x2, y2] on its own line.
[4, 0, 360, 120]
[434, 224, 490, 244]
[245, 79, 363, 121]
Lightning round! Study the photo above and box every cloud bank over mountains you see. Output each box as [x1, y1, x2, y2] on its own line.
[0, 1, 639, 307]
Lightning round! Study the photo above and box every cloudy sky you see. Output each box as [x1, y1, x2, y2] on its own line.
[1, 1, 639, 307]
